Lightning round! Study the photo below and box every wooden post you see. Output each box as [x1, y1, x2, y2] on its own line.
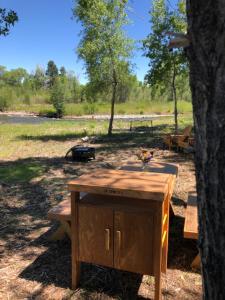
[71, 191, 80, 289]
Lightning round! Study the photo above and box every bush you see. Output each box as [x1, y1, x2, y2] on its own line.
[50, 79, 65, 118]
[0, 87, 14, 111]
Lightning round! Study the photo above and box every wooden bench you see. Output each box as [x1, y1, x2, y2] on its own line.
[48, 199, 71, 240]
[48, 192, 87, 240]
[184, 192, 200, 268]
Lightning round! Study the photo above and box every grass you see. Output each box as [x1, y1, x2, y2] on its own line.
[10, 100, 193, 116]
[0, 120, 103, 159]
[0, 162, 46, 183]
[0, 114, 193, 161]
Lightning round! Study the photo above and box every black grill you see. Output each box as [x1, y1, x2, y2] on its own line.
[65, 146, 95, 161]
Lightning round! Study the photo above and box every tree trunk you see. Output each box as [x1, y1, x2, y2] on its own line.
[172, 61, 178, 133]
[108, 70, 117, 136]
[186, 1, 225, 298]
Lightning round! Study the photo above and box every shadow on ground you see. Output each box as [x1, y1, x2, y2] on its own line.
[20, 235, 147, 299]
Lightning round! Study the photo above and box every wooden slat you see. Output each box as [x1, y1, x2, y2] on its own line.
[184, 192, 198, 239]
[68, 169, 171, 202]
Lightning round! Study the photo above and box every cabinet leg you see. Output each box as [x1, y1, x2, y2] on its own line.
[191, 253, 201, 269]
[72, 261, 80, 289]
[71, 191, 80, 290]
[155, 273, 162, 300]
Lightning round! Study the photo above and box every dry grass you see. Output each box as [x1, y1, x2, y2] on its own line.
[0, 122, 201, 300]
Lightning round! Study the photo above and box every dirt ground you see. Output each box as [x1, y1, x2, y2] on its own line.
[0, 130, 201, 300]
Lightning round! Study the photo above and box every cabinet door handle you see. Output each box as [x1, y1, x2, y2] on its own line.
[116, 230, 121, 249]
[105, 228, 110, 251]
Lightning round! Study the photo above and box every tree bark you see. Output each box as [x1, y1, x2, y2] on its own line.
[186, 1, 225, 298]
[172, 60, 178, 133]
[108, 70, 117, 136]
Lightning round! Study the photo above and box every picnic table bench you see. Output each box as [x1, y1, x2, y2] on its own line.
[48, 199, 71, 240]
[48, 192, 86, 240]
[183, 192, 200, 268]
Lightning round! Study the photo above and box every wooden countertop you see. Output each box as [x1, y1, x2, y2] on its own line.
[68, 169, 173, 201]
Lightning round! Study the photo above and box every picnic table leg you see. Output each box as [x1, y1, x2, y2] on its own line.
[71, 192, 81, 289]
[191, 253, 201, 269]
[49, 221, 71, 241]
[49, 223, 66, 241]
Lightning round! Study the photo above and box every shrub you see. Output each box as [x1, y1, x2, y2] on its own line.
[0, 87, 14, 111]
[50, 79, 65, 118]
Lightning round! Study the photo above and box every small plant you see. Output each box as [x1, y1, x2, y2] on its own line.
[50, 79, 65, 118]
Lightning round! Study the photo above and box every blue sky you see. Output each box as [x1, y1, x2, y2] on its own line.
[0, 0, 173, 84]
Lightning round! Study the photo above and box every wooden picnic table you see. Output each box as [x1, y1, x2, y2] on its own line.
[68, 168, 176, 300]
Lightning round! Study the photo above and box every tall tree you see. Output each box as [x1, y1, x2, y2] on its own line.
[60, 66, 66, 76]
[0, 8, 18, 36]
[186, 1, 225, 298]
[33, 66, 46, 90]
[46, 60, 58, 87]
[143, 0, 187, 132]
[74, 0, 133, 135]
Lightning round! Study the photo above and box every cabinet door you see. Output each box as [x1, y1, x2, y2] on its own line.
[78, 205, 113, 268]
[114, 210, 154, 275]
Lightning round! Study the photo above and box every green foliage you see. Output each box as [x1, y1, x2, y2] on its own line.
[33, 65, 46, 90]
[50, 78, 65, 118]
[143, 0, 188, 131]
[74, 0, 133, 87]
[60, 66, 66, 76]
[1, 68, 27, 86]
[74, 0, 134, 134]
[46, 60, 58, 87]
[0, 86, 14, 111]
[0, 63, 82, 111]
[143, 0, 187, 87]
[0, 7, 18, 36]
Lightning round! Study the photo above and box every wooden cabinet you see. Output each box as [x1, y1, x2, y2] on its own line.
[78, 201, 155, 275]
[78, 205, 113, 268]
[114, 210, 154, 275]
[68, 169, 175, 300]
